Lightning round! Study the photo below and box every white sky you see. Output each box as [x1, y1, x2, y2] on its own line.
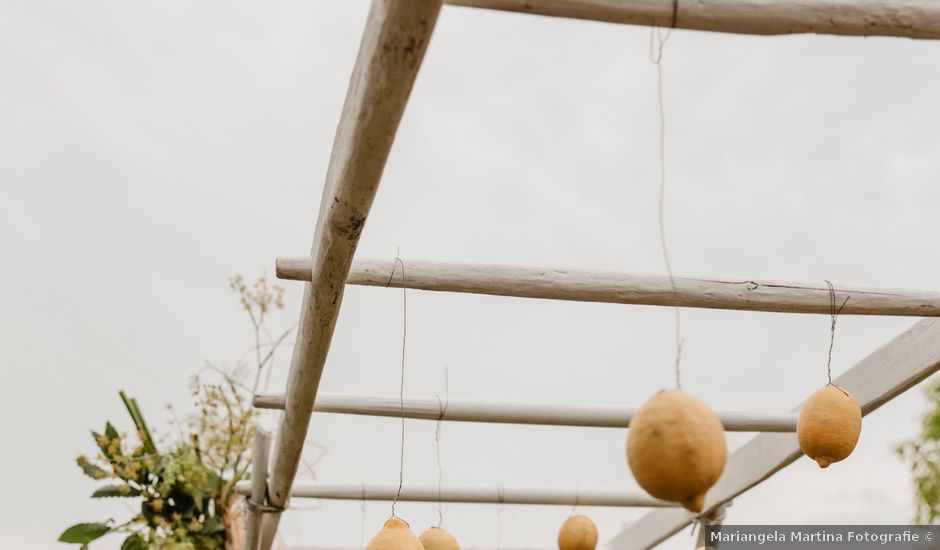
[3, 2, 940, 549]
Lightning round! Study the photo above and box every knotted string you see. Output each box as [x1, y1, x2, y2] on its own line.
[824, 280, 850, 392]
[386, 251, 408, 518]
[434, 366, 449, 527]
[649, 18, 684, 389]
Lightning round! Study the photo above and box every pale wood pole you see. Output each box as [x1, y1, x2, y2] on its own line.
[238, 481, 680, 508]
[244, 428, 271, 550]
[445, 0, 940, 39]
[694, 503, 728, 550]
[256, 1, 444, 548]
[253, 392, 800, 432]
[277, 257, 940, 316]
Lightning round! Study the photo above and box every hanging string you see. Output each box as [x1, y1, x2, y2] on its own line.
[496, 485, 505, 550]
[386, 251, 408, 518]
[359, 482, 367, 550]
[824, 280, 850, 386]
[649, 20, 684, 389]
[571, 486, 580, 515]
[495, 485, 515, 550]
[434, 366, 450, 527]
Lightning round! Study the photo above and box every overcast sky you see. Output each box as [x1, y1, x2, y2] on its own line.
[3, 2, 940, 549]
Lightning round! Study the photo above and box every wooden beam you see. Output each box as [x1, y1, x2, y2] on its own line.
[444, 0, 940, 39]
[694, 504, 728, 550]
[253, 392, 799, 432]
[608, 318, 940, 550]
[244, 428, 271, 550]
[237, 481, 679, 508]
[276, 257, 940, 316]
[256, 2, 443, 549]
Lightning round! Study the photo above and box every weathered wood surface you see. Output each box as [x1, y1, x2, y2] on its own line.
[237, 481, 679, 507]
[277, 257, 940, 316]
[256, 2, 444, 549]
[445, 0, 940, 39]
[254, 392, 799, 432]
[243, 429, 271, 550]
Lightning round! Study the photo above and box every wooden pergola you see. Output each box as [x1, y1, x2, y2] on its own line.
[235, 2, 940, 549]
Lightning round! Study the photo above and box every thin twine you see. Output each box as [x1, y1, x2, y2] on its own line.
[386, 252, 408, 518]
[649, 21, 684, 389]
[359, 482, 367, 550]
[571, 486, 580, 515]
[496, 485, 505, 550]
[434, 366, 450, 528]
[495, 485, 515, 550]
[824, 280, 850, 386]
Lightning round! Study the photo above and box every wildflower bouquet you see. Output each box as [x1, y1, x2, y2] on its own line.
[60, 383, 253, 550]
[60, 276, 290, 550]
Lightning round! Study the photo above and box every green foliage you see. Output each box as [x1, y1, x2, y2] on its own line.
[61, 275, 291, 549]
[59, 522, 112, 545]
[897, 378, 940, 524]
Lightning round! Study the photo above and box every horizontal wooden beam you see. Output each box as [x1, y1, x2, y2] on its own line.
[276, 257, 940, 316]
[235, 481, 678, 508]
[444, 0, 940, 39]
[608, 318, 940, 550]
[253, 392, 798, 432]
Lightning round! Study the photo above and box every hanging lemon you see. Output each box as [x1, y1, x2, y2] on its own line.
[419, 527, 459, 550]
[797, 385, 862, 468]
[626, 390, 727, 512]
[557, 515, 598, 550]
[366, 518, 424, 550]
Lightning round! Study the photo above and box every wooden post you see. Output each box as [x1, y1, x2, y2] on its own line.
[259, 2, 443, 549]
[244, 428, 271, 550]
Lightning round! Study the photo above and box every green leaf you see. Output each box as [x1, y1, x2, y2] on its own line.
[78, 461, 109, 481]
[58, 522, 111, 544]
[202, 515, 225, 534]
[118, 391, 158, 455]
[104, 422, 119, 441]
[120, 533, 147, 550]
[91, 485, 140, 498]
[93, 424, 123, 463]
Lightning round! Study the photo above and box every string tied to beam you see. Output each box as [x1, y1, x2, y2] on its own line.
[648, 14, 684, 389]
[495, 485, 515, 550]
[387, 250, 408, 519]
[434, 366, 450, 527]
[244, 497, 285, 514]
[824, 280, 850, 394]
[359, 482, 367, 550]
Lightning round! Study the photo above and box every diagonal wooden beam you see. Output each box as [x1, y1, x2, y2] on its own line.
[277, 257, 940, 316]
[445, 0, 940, 40]
[608, 318, 940, 550]
[253, 2, 444, 549]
